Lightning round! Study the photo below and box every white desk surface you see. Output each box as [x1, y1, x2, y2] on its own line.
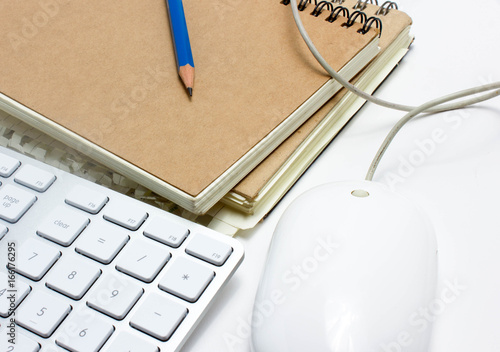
[183, 0, 500, 351]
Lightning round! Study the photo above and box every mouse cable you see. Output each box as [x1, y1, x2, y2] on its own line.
[288, 0, 500, 113]
[364, 84, 500, 180]
[288, 0, 500, 180]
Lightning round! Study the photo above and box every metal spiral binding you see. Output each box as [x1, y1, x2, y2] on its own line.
[311, 1, 334, 16]
[297, 0, 318, 11]
[342, 10, 368, 27]
[281, 0, 345, 8]
[353, 0, 378, 11]
[376, 1, 398, 15]
[281, 0, 385, 36]
[342, 10, 383, 37]
[358, 16, 382, 36]
[325, 6, 350, 22]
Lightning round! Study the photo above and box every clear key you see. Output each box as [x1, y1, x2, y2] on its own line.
[37, 206, 90, 246]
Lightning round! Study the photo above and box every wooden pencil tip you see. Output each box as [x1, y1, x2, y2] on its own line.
[187, 87, 193, 96]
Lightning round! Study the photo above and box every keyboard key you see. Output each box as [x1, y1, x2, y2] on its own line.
[16, 238, 61, 281]
[75, 224, 129, 264]
[186, 233, 233, 266]
[87, 272, 143, 320]
[103, 200, 148, 230]
[0, 224, 7, 240]
[130, 293, 187, 341]
[143, 216, 189, 248]
[37, 206, 90, 246]
[0, 146, 244, 352]
[0, 153, 20, 177]
[0, 184, 37, 223]
[46, 256, 101, 300]
[159, 257, 215, 303]
[0, 332, 40, 352]
[56, 312, 114, 352]
[65, 185, 108, 214]
[104, 332, 159, 352]
[0, 272, 31, 317]
[115, 239, 170, 283]
[16, 290, 71, 338]
[14, 164, 56, 192]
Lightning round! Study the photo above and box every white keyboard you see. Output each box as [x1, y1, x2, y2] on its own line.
[0, 146, 244, 352]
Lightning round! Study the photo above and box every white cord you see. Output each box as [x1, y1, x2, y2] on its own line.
[288, 0, 500, 112]
[288, 0, 500, 179]
[365, 84, 500, 180]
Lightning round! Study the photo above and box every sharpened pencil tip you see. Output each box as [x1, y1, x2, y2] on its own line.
[187, 87, 193, 96]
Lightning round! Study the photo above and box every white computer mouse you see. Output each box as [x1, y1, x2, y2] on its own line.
[251, 180, 437, 352]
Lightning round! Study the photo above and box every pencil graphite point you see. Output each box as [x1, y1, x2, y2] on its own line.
[178, 64, 195, 96]
[188, 87, 193, 96]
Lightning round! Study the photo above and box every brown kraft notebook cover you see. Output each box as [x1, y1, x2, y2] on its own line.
[230, 0, 413, 204]
[0, 0, 378, 213]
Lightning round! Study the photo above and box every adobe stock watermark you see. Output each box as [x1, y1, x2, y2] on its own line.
[109, 64, 170, 122]
[6, 0, 73, 51]
[378, 278, 467, 352]
[383, 108, 472, 190]
[222, 234, 339, 351]
[3, 242, 18, 350]
[382, 72, 499, 190]
[40, 273, 131, 351]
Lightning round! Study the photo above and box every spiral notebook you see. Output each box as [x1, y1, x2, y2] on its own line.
[223, 0, 413, 212]
[0, 0, 379, 214]
[208, 0, 414, 233]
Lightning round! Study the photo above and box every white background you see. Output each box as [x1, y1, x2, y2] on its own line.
[183, 0, 500, 351]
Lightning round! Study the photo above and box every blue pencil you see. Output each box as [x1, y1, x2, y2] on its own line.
[166, 0, 195, 96]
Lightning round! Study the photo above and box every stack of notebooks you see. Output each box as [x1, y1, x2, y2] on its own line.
[0, 0, 412, 235]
